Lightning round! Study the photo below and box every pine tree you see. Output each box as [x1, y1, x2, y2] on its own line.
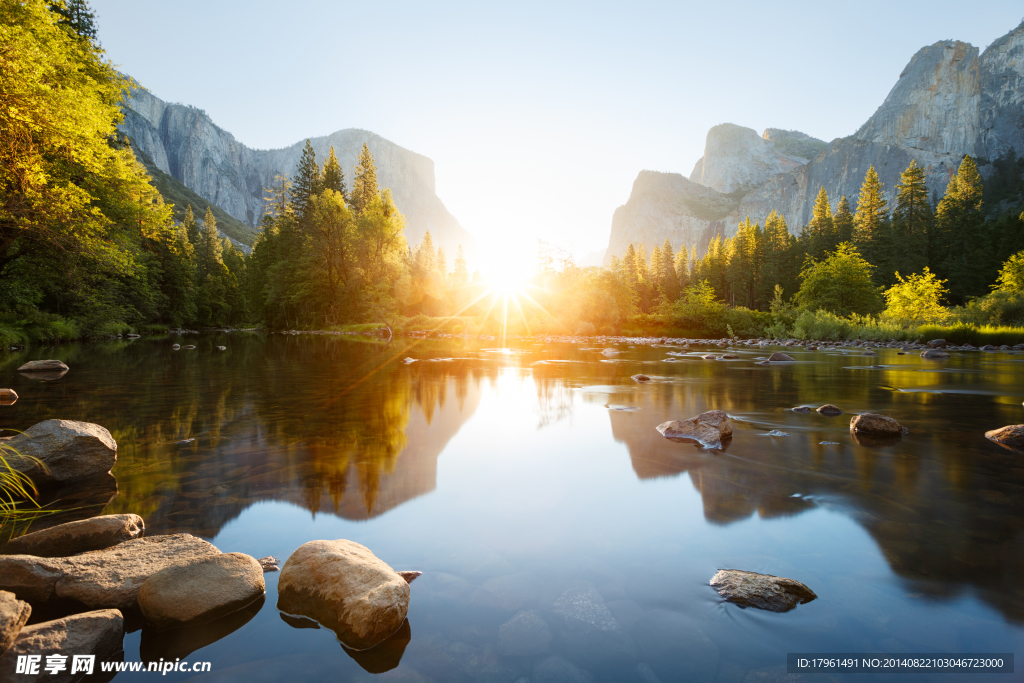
[853, 166, 890, 280]
[436, 246, 447, 280]
[933, 155, 988, 300]
[50, 0, 97, 42]
[290, 140, 321, 221]
[453, 246, 469, 285]
[263, 174, 293, 219]
[321, 145, 347, 200]
[660, 238, 679, 301]
[182, 204, 200, 247]
[674, 245, 690, 295]
[890, 159, 931, 280]
[728, 217, 758, 307]
[198, 206, 223, 279]
[832, 196, 854, 244]
[416, 231, 436, 276]
[352, 143, 379, 215]
[808, 186, 835, 259]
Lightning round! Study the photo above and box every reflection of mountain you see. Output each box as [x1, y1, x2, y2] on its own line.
[594, 373, 1024, 622]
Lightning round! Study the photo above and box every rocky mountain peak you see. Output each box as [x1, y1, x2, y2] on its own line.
[689, 123, 810, 194]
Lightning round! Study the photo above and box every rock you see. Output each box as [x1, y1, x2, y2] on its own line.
[980, 344, 997, 351]
[984, 424, 1024, 450]
[816, 404, 843, 416]
[631, 374, 651, 383]
[216, 346, 227, 351]
[183, 344, 196, 350]
[701, 354, 716, 360]
[709, 569, 817, 612]
[0, 609, 123, 683]
[601, 348, 620, 356]
[276, 539, 410, 650]
[139, 552, 265, 630]
[396, 571, 422, 584]
[16, 360, 68, 373]
[767, 352, 794, 362]
[5, 420, 117, 484]
[550, 585, 636, 665]
[172, 343, 180, 350]
[656, 410, 733, 449]
[0, 389, 17, 406]
[720, 354, 739, 359]
[0, 533, 220, 609]
[861, 350, 877, 356]
[920, 349, 949, 359]
[257, 556, 280, 572]
[791, 406, 811, 413]
[341, 619, 411, 674]
[927, 339, 947, 348]
[498, 610, 552, 656]
[0, 591, 30, 656]
[0, 514, 144, 558]
[850, 413, 905, 437]
[766, 430, 790, 436]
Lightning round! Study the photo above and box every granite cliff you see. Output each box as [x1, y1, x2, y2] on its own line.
[607, 21, 1024, 263]
[120, 85, 475, 257]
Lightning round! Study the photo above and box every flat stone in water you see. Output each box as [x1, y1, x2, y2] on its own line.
[710, 569, 817, 612]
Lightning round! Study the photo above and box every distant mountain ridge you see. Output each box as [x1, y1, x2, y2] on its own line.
[119, 85, 476, 257]
[606, 21, 1024, 264]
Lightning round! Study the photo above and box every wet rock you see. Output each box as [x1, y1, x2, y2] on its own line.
[498, 610, 552, 656]
[720, 354, 739, 359]
[631, 374, 651, 383]
[16, 360, 68, 374]
[816, 404, 843, 416]
[138, 552, 264, 630]
[397, 571, 422, 584]
[182, 345, 196, 350]
[0, 389, 16, 406]
[0, 533, 220, 609]
[767, 352, 795, 362]
[276, 539, 409, 650]
[709, 569, 817, 612]
[980, 344, 997, 351]
[257, 556, 280, 572]
[920, 349, 949, 359]
[861, 350, 877, 356]
[216, 345, 227, 351]
[1, 514, 144, 558]
[765, 430, 790, 437]
[172, 344, 180, 350]
[0, 609, 123, 683]
[0, 591, 30, 656]
[601, 348, 620, 356]
[701, 354, 716, 360]
[656, 410, 733, 449]
[6, 420, 117, 484]
[550, 585, 637, 665]
[985, 424, 1024, 450]
[791, 406, 811, 414]
[850, 413, 905, 437]
[926, 339, 947, 348]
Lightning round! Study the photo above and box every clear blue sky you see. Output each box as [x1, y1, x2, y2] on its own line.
[92, 0, 1023, 267]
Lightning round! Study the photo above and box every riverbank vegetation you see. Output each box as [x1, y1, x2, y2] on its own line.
[3, 0, 1024, 347]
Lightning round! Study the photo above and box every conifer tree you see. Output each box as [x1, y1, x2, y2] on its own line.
[623, 244, 639, 290]
[198, 206, 223, 279]
[933, 155, 988, 299]
[182, 204, 200, 247]
[808, 186, 835, 259]
[321, 146, 347, 200]
[674, 245, 690, 295]
[352, 143, 379, 215]
[416, 231, 436, 276]
[853, 166, 890, 280]
[436, 246, 447, 280]
[49, 0, 97, 42]
[453, 246, 469, 285]
[660, 238, 679, 301]
[832, 196, 854, 244]
[290, 140, 321, 221]
[890, 159, 931, 280]
[263, 174, 293, 219]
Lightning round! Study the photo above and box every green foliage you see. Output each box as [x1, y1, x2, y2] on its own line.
[932, 156, 989, 300]
[890, 160, 931, 280]
[852, 166, 890, 280]
[994, 250, 1024, 293]
[351, 143, 379, 216]
[796, 243, 881, 316]
[882, 268, 952, 326]
[917, 322, 1024, 346]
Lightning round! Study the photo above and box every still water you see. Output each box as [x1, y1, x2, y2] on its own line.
[2, 334, 1023, 682]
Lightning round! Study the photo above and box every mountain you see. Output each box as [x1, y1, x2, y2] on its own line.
[119, 84, 476, 258]
[606, 21, 1024, 263]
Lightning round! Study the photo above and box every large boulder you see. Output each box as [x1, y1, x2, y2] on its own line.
[850, 413, 905, 437]
[985, 424, 1024, 450]
[1, 514, 144, 558]
[767, 352, 795, 362]
[709, 569, 817, 613]
[5, 420, 117, 484]
[656, 410, 733, 448]
[0, 591, 30, 656]
[0, 533, 220, 609]
[139, 553, 265, 630]
[276, 539, 410, 650]
[0, 609, 122, 683]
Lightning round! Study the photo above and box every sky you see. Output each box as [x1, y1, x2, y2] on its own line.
[92, 0, 1022, 269]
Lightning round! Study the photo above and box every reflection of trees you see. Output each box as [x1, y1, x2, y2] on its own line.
[0, 336, 482, 536]
[599, 353, 1024, 621]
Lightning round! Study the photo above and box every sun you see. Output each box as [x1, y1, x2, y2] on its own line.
[485, 260, 531, 298]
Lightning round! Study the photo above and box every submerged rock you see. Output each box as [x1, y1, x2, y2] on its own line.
[550, 585, 636, 665]
[985, 424, 1024, 450]
[767, 352, 795, 362]
[720, 353, 739, 359]
[16, 360, 69, 374]
[850, 413, 905, 437]
[791, 406, 812, 413]
[816, 404, 843, 416]
[277, 539, 410, 650]
[631, 374, 651, 383]
[0, 389, 16, 406]
[0, 591, 30, 656]
[0, 533, 220, 609]
[656, 410, 733, 449]
[139, 553, 265, 630]
[0, 609, 123, 683]
[498, 610, 552, 656]
[920, 349, 949, 359]
[6, 420, 117, 484]
[709, 569, 817, 612]
[0, 514, 144, 558]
